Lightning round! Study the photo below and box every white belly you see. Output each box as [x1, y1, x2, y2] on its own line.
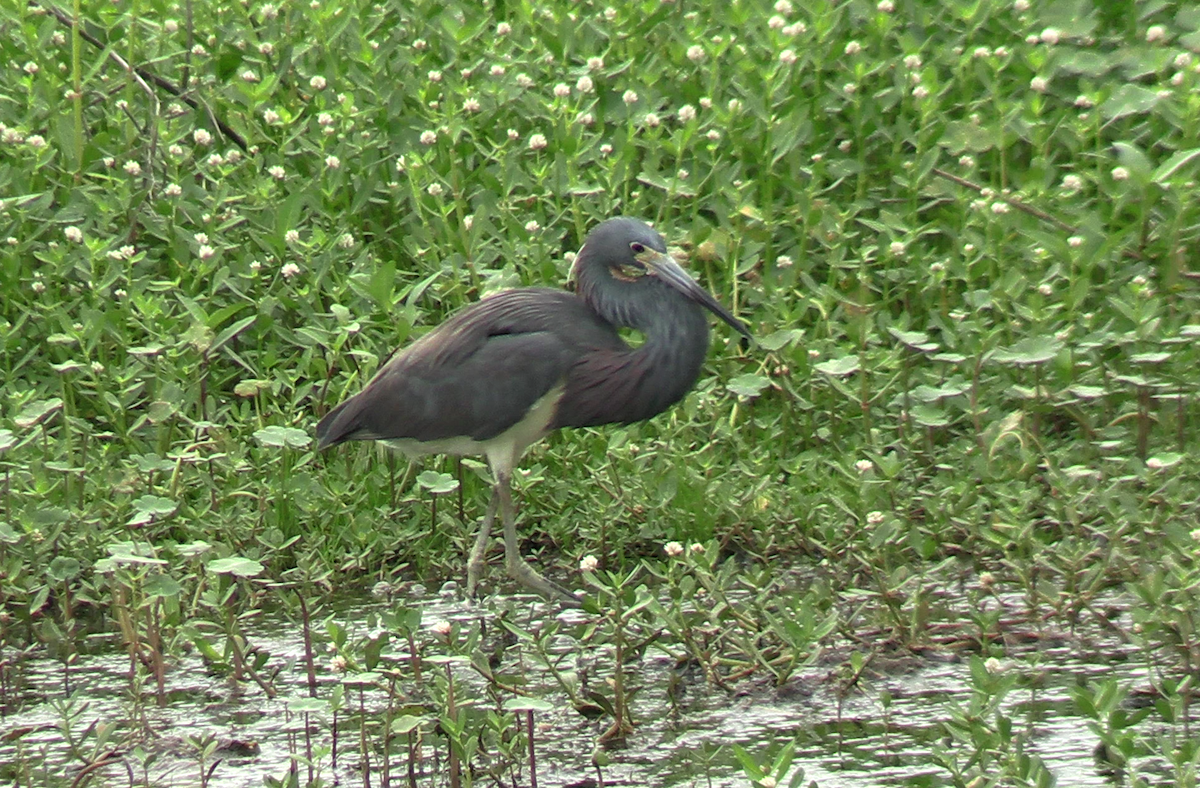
[382, 384, 564, 477]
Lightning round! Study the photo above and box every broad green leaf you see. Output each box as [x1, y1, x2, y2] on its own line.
[727, 374, 771, 398]
[417, 470, 459, 494]
[254, 425, 312, 449]
[207, 557, 264, 577]
[1100, 86, 1161, 120]
[814, 356, 860, 376]
[14, 398, 63, 429]
[991, 337, 1062, 366]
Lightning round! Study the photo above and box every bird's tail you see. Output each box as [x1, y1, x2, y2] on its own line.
[314, 396, 359, 451]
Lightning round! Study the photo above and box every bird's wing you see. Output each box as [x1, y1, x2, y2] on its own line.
[316, 289, 624, 447]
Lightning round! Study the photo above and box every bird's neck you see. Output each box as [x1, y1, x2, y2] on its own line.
[579, 273, 712, 419]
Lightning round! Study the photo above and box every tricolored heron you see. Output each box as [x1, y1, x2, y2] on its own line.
[315, 217, 751, 604]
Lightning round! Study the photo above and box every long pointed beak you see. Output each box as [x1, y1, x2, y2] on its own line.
[637, 249, 753, 340]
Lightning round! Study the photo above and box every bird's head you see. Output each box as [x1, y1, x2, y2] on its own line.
[573, 217, 752, 340]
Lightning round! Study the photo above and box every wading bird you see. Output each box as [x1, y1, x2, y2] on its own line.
[315, 217, 751, 604]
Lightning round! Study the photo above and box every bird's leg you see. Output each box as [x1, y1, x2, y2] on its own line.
[496, 471, 581, 607]
[465, 488, 499, 599]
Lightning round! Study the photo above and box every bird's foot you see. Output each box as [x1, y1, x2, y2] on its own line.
[506, 557, 582, 608]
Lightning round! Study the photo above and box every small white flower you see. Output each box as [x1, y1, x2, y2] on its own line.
[576, 75, 594, 93]
[728, 98, 742, 113]
[317, 112, 334, 126]
[877, 0, 894, 11]
[52, 31, 66, 45]
[123, 160, 142, 175]
[427, 70, 442, 82]
[991, 202, 1010, 214]
[64, 226, 83, 243]
[578, 112, 594, 125]
[496, 21, 511, 35]
[194, 128, 213, 146]
[525, 219, 540, 233]
[1061, 174, 1083, 192]
[588, 56, 605, 71]
[198, 244, 215, 260]
[26, 134, 46, 149]
[420, 129, 438, 146]
[676, 104, 697, 122]
[309, 75, 327, 90]
[464, 97, 481, 112]
[622, 89, 638, 104]
[194, 232, 209, 245]
[325, 155, 340, 169]
[23, 61, 39, 75]
[339, 233, 355, 249]
[779, 48, 797, 65]
[904, 54, 922, 69]
[1146, 25, 1166, 43]
[427, 183, 444, 197]
[687, 44, 705, 62]
[164, 183, 183, 197]
[1040, 27, 1061, 46]
[843, 82, 857, 95]
[1112, 166, 1130, 181]
[855, 459, 873, 473]
[866, 511, 885, 525]
[913, 85, 929, 99]
[553, 82, 570, 98]
[1068, 235, 1083, 248]
[490, 64, 505, 76]
[1014, 0, 1030, 10]
[664, 541, 684, 557]
[463, 215, 474, 230]
[845, 41, 862, 56]
[528, 133, 548, 150]
[644, 112, 660, 127]
[604, 6, 617, 21]
[579, 554, 599, 572]
[241, 69, 259, 82]
[259, 42, 273, 55]
[600, 143, 613, 155]
[507, 128, 519, 140]
[281, 262, 300, 278]
[775, 255, 794, 268]
[413, 38, 428, 50]
[516, 73, 534, 88]
[206, 153, 224, 167]
[963, 243, 976, 254]
[269, 165, 286, 180]
[285, 229, 300, 244]
[761, 778, 777, 788]
[838, 140, 852, 153]
[32, 281, 46, 294]
[985, 657, 1004, 673]
[1038, 283, 1053, 296]
[889, 241, 905, 256]
[774, 0, 792, 13]
[1030, 76, 1049, 93]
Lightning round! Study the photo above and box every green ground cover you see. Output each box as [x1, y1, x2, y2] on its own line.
[2, 0, 1200, 784]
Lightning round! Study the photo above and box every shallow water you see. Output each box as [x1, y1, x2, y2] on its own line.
[0, 585, 1186, 788]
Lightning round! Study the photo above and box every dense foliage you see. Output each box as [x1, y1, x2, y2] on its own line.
[2, 0, 1200, 784]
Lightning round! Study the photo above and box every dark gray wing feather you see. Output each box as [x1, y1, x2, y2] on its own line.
[316, 288, 625, 448]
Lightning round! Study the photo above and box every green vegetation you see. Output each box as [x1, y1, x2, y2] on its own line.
[2, 0, 1200, 784]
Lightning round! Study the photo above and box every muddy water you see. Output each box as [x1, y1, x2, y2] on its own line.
[0, 588, 1177, 787]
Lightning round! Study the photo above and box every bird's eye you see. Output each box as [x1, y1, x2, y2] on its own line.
[630, 242, 646, 254]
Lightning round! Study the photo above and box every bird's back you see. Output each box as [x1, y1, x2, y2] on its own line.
[315, 288, 626, 450]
